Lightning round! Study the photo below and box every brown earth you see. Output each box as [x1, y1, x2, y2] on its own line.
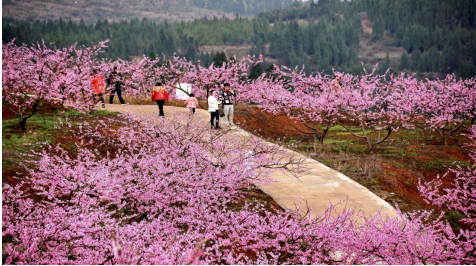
[234, 106, 473, 215]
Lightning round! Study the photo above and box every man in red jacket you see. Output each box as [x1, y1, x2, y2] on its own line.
[151, 82, 169, 117]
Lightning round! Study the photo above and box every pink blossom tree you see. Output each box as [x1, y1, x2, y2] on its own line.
[2, 40, 108, 129]
[249, 65, 424, 151]
[151, 55, 261, 104]
[247, 65, 342, 145]
[418, 75, 476, 146]
[331, 69, 424, 152]
[2, 112, 474, 264]
[418, 125, 476, 263]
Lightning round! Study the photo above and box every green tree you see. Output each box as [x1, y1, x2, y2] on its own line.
[378, 52, 391, 74]
[212, 51, 228, 66]
[249, 63, 264, 80]
[401, 30, 412, 53]
[149, 51, 157, 61]
[371, 17, 384, 41]
[412, 50, 422, 72]
[400, 52, 409, 70]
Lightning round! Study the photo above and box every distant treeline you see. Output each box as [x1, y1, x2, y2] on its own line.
[3, 0, 476, 78]
[187, 0, 294, 16]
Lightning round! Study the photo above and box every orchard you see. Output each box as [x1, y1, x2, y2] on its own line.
[2, 40, 476, 264]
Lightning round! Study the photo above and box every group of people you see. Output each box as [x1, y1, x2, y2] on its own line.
[92, 69, 236, 128]
[91, 67, 127, 107]
[150, 81, 236, 130]
[207, 83, 235, 129]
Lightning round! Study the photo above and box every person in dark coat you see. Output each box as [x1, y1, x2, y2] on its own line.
[107, 67, 126, 105]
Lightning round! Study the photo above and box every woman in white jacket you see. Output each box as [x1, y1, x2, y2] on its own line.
[208, 90, 222, 129]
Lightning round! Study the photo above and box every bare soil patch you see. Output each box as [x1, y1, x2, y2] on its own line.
[234, 106, 472, 216]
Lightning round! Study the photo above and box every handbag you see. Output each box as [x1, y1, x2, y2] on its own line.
[208, 106, 216, 113]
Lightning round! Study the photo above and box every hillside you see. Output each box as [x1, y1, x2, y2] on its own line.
[1, 0, 295, 24]
[1, 0, 237, 24]
[3, 0, 476, 79]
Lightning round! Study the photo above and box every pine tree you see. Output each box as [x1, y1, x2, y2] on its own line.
[401, 30, 412, 52]
[412, 50, 422, 72]
[400, 52, 409, 70]
[149, 51, 157, 61]
[378, 51, 391, 74]
[248, 63, 264, 80]
[212, 51, 228, 66]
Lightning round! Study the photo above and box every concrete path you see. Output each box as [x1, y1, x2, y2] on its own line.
[103, 104, 399, 221]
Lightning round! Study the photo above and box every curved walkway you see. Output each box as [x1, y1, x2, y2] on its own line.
[104, 104, 399, 221]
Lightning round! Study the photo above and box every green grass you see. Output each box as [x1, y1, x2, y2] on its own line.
[444, 211, 466, 229]
[336, 129, 372, 136]
[317, 125, 361, 132]
[319, 159, 335, 166]
[361, 178, 381, 186]
[332, 142, 350, 153]
[92, 110, 120, 116]
[342, 166, 361, 173]
[425, 159, 471, 171]
[2, 108, 121, 170]
[323, 139, 349, 145]
[382, 149, 417, 158]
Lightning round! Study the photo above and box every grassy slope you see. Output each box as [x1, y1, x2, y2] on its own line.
[2, 0, 238, 24]
[2, 107, 121, 185]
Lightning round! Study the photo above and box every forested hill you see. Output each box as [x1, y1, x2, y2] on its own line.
[3, 0, 476, 79]
[1, 0, 294, 24]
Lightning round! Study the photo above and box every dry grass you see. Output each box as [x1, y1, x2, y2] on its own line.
[307, 144, 382, 184]
[3, 0, 237, 24]
[201, 44, 253, 61]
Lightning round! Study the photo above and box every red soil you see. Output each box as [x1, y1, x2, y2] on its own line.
[234, 106, 472, 213]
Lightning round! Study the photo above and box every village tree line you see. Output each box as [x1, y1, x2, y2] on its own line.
[2, 0, 476, 78]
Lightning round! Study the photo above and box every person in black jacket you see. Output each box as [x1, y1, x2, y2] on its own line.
[219, 82, 236, 126]
[107, 67, 126, 105]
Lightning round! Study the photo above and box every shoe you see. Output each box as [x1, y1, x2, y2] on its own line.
[215, 123, 221, 129]
[121, 103, 127, 105]
[220, 113, 225, 117]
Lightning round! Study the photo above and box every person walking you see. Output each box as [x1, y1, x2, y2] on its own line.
[184, 93, 199, 115]
[219, 82, 236, 127]
[91, 69, 106, 108]
[151, 82, 169, 117]
[107, 67, 126, 105]
[208, 90, 222, 129]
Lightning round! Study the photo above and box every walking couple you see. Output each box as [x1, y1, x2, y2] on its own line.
[90, 67, 126, 107]
[208, 82, 236, 130]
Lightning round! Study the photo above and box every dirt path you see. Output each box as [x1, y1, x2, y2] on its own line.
[104, 104, 399, 221]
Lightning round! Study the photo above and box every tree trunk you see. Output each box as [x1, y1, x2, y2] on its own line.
[320, 128, 329, 145]
[20, 117, 27, 130]
[444, 134, 449, 146]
